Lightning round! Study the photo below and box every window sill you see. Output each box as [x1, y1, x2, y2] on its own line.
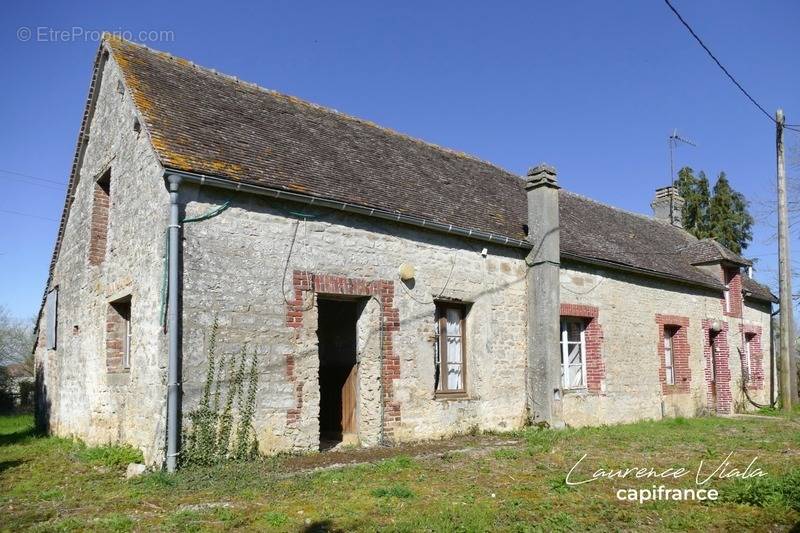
[561, 388, 605, 397]
[434, 391, 470, 401]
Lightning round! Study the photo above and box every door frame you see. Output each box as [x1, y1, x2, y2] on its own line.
[316, 295, 362, 445]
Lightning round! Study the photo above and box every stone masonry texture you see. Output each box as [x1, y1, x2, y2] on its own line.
[34, 56, 170, 465]
[35, 51, 774, 464]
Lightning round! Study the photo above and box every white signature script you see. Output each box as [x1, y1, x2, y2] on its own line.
[565, 451, 767, 486]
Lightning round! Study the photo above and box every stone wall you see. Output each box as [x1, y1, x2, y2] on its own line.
[34, 54, 169, 464]
[559, 262, 772, 426]
[179, 184, 530, 454]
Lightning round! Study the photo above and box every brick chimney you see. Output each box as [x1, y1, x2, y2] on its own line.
[651, 186, 684, 228]
[525, 163, 562, 427]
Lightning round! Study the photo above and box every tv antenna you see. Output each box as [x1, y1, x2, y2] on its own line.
[667, 129, 697, 224]
[669, 129, 697, 187]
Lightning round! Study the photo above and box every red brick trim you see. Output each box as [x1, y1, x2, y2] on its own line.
[702, 320, 732, 414]
[285, 354, 303, 427]
[560, 303, 598, 319]
[89, 171, 110, 266]
[655, 314, 691, 394]
[722, 268, 743, 318]
[286, 271, 401, 439]
[560, 303, 603, 393]
[739, 324, 764, 390]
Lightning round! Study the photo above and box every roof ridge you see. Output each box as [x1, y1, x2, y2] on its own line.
[102, 34, 521, 179]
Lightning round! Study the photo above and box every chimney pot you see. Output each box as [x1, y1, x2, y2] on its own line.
[526, 164, 560, 190]
[651, 186, 684, 228]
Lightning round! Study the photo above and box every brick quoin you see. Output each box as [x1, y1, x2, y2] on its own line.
[286, 270, 401, 439]
[655, 314, 691, 394]
[560, 304, 604, 393]
[702, 319, 732, 413]
[739, 324, 764, 390]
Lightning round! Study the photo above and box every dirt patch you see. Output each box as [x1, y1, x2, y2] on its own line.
[272, 433, 518, 473]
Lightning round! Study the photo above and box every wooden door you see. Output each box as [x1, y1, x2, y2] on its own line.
[341, 364, 358, 434]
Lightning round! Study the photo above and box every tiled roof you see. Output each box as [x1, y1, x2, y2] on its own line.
[98, 37, 774, 302]
[683, 239, 752, 266]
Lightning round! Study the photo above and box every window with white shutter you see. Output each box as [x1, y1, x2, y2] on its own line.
[560, 318, 587, 389]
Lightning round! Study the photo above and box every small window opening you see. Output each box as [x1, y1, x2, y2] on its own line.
[663, 326, 678, 385]
[89, 169, 111, 266]
[743, 333, 755, 381]
[434, 302, 467, 395]
[560, 317, 587, 389]
[107, 297, 132, 371]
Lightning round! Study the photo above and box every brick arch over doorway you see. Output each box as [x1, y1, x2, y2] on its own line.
[285, 270, 401, 441]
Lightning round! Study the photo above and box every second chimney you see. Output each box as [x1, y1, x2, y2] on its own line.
[651, 186, 684, 228]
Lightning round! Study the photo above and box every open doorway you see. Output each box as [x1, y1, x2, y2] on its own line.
[317, 298, 359, 450]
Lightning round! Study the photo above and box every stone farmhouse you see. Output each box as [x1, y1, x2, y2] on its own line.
[33, 37, 775, 466]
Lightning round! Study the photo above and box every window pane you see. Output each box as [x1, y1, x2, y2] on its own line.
[436, 305, 465, 392]
[569, 364, 584, 387]
[434, 318, 441, 390]
[447, 318, 463, 391]
[568, 343, 583, 366]
[566, 321, 582, 343]
[560, 318, 586, 389]
[446, 308, 461, 337]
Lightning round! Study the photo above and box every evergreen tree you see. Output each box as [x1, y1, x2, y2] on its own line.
[675, 167, 711, 238]
[695, 172, 712, 238]
[707, 172, 753, 254]
[673, 167, 753, 253]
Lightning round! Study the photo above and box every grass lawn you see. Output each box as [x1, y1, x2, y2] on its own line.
[1, 413, 798, 531]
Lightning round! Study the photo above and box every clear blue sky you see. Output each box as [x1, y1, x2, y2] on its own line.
[2, 0, 798, 320]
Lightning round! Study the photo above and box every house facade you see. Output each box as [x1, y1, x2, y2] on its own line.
[34, 37, 775, 466]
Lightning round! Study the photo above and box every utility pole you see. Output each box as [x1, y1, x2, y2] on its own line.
[776, 109, 797, 411]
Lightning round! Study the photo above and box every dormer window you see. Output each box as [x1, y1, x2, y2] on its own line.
[722, 267, 742, 317]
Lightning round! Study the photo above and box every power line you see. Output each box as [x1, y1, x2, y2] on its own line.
[0, 175, 64, 192]
[0, 209, 59, 222]
[663, 0, 800, 134]
[0, 168, 65, 185]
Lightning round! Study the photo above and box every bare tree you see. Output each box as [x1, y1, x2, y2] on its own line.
[0, 306, 35, 374]
[752, 143, 800, 306]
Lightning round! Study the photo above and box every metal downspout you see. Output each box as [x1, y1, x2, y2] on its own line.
[166, 174, 182, 472]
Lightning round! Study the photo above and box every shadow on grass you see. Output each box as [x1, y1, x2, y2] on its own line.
[0, 425, 41, 447]
[0, 459, 25, 474]
[302, 520, 344, 533]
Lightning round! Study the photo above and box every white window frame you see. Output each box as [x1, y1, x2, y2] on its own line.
[560, 318, 587, 390]
[663, 327, 676, 385]
[743, 334, 753, 381]
[723, 287, 731, 312]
